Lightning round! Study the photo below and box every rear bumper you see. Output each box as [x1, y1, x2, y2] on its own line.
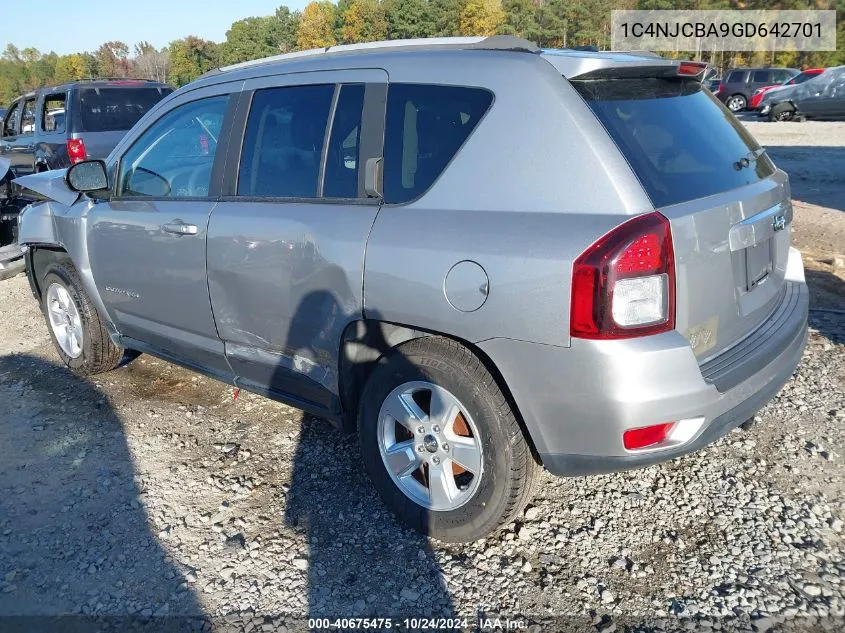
[477, 269, 809, 477]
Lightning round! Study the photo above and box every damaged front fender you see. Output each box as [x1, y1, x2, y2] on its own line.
[14, 171, 115, 337]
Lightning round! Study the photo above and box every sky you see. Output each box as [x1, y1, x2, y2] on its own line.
[10, 0, 310, 56]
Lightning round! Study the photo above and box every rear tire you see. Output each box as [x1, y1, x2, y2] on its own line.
[41, 260, 123, 375]
[726, 94, 747, 112]
[358, 337, 538, 542]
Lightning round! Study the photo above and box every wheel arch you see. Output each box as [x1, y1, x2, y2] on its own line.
[26, 244, 71, 301]
[338, 319, 541, 463]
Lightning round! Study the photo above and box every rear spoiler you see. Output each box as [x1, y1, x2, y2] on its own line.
[541, 50, 708, 81]
[571, 61, 709, 81]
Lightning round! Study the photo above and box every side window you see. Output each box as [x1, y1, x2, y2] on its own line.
[727, 70, 747, 83]
[775, 70, 793, 83]
[41, 93, 67, 133]
[383, 84, 493, 204]
[238, 84, 334, 198]
[2, 102, 20, 137]
[20, 98, 36, 135]
[752, 70, 771, 84]
[118, 95, 228, 199]
[324, 84, 365, 198]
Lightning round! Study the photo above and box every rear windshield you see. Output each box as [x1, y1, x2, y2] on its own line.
[75, 86, 173, 133]
[573, 78, 776, 208]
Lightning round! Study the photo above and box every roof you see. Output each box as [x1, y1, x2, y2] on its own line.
[198, 35, 682, 83]
[208, 35, 540, 76]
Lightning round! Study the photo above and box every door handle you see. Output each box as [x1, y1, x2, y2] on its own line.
[162, 220, 198, 236]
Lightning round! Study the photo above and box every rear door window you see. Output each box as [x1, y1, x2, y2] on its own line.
[727, 70, 748, 84]
[751, 70, 771, 84]
[237, 84, 335, 198]
[383, 84, 493, 204]
[574, 78, 776, 208]
[77, 86, 173, 133]
[323, 84, 365, 198]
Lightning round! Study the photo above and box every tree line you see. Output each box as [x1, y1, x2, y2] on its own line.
[2, 0, 844, 104]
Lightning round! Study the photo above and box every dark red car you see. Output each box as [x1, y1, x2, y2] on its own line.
[750, 69, 824, 110]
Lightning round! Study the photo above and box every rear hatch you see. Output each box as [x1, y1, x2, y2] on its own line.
[569, 65, 791, 361]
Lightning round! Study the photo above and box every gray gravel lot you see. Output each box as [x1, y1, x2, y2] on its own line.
[0, 120, 843, 632]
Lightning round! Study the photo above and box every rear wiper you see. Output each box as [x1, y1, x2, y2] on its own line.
[734, 147, 767, 170]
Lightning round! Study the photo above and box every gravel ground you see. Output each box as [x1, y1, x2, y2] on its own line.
[0, 121, 843, 632]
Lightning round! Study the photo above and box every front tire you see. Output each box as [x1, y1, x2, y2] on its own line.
[41, 260, 123, 375]
[358, 337, 538, 542]
[769, 103, 795, 122]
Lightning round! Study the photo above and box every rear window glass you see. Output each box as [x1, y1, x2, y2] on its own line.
[574, 78, 776, 208]
[383, 84, 493, 204]
[77, 86, 173, 133]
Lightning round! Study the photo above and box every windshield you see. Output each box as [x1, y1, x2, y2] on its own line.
[574, 78, 776, 208]
[75, 86, 173, 133]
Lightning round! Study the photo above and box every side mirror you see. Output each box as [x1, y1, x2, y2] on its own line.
[66, 159, 109, 193]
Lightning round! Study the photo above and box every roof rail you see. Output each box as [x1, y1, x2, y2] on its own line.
[215, 35, 539, 74]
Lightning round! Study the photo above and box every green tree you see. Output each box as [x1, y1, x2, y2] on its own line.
[499, 0, 539, 41]
[270, 6, 302, 53]
[341, 0, 389, 43]
[460, 0, 506, 36]
[430, 0, 463, 36]
[168, 37, 219, 86]
[219, 17, 280, 65]
[54, 54, 87, 83]
[297, 1, 338, 49]
[386, 0, 436, 39]
[95, 41, 131, 77]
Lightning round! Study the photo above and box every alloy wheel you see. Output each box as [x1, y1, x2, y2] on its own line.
[377, 381, 484, 512]
[46, 283, 83, 359]
[727, 96, 746, 112]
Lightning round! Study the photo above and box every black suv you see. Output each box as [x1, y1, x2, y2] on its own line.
[717, 67, 799, 112]
[0, 79, 172, 175]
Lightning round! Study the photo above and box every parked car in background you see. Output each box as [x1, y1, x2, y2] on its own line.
[749, 68, 824, 110]
[16, 37, 808, 542]
[760, 66, 845, 121]
[718, 67, 799, 112]
[0, 157, 29, 279]
[0, 79, 173, 175]
[706, 77, 722, 94]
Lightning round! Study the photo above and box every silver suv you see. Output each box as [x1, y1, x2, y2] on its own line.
[17, 37, 809, 542]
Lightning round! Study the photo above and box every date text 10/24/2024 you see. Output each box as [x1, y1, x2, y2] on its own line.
[307, 618, 529, 630]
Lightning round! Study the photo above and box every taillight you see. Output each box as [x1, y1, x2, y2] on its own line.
[570, 212, 675, 339]
[66, 138, 87, 164]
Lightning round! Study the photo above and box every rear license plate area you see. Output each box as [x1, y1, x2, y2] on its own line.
[745, 239, 773, 290]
